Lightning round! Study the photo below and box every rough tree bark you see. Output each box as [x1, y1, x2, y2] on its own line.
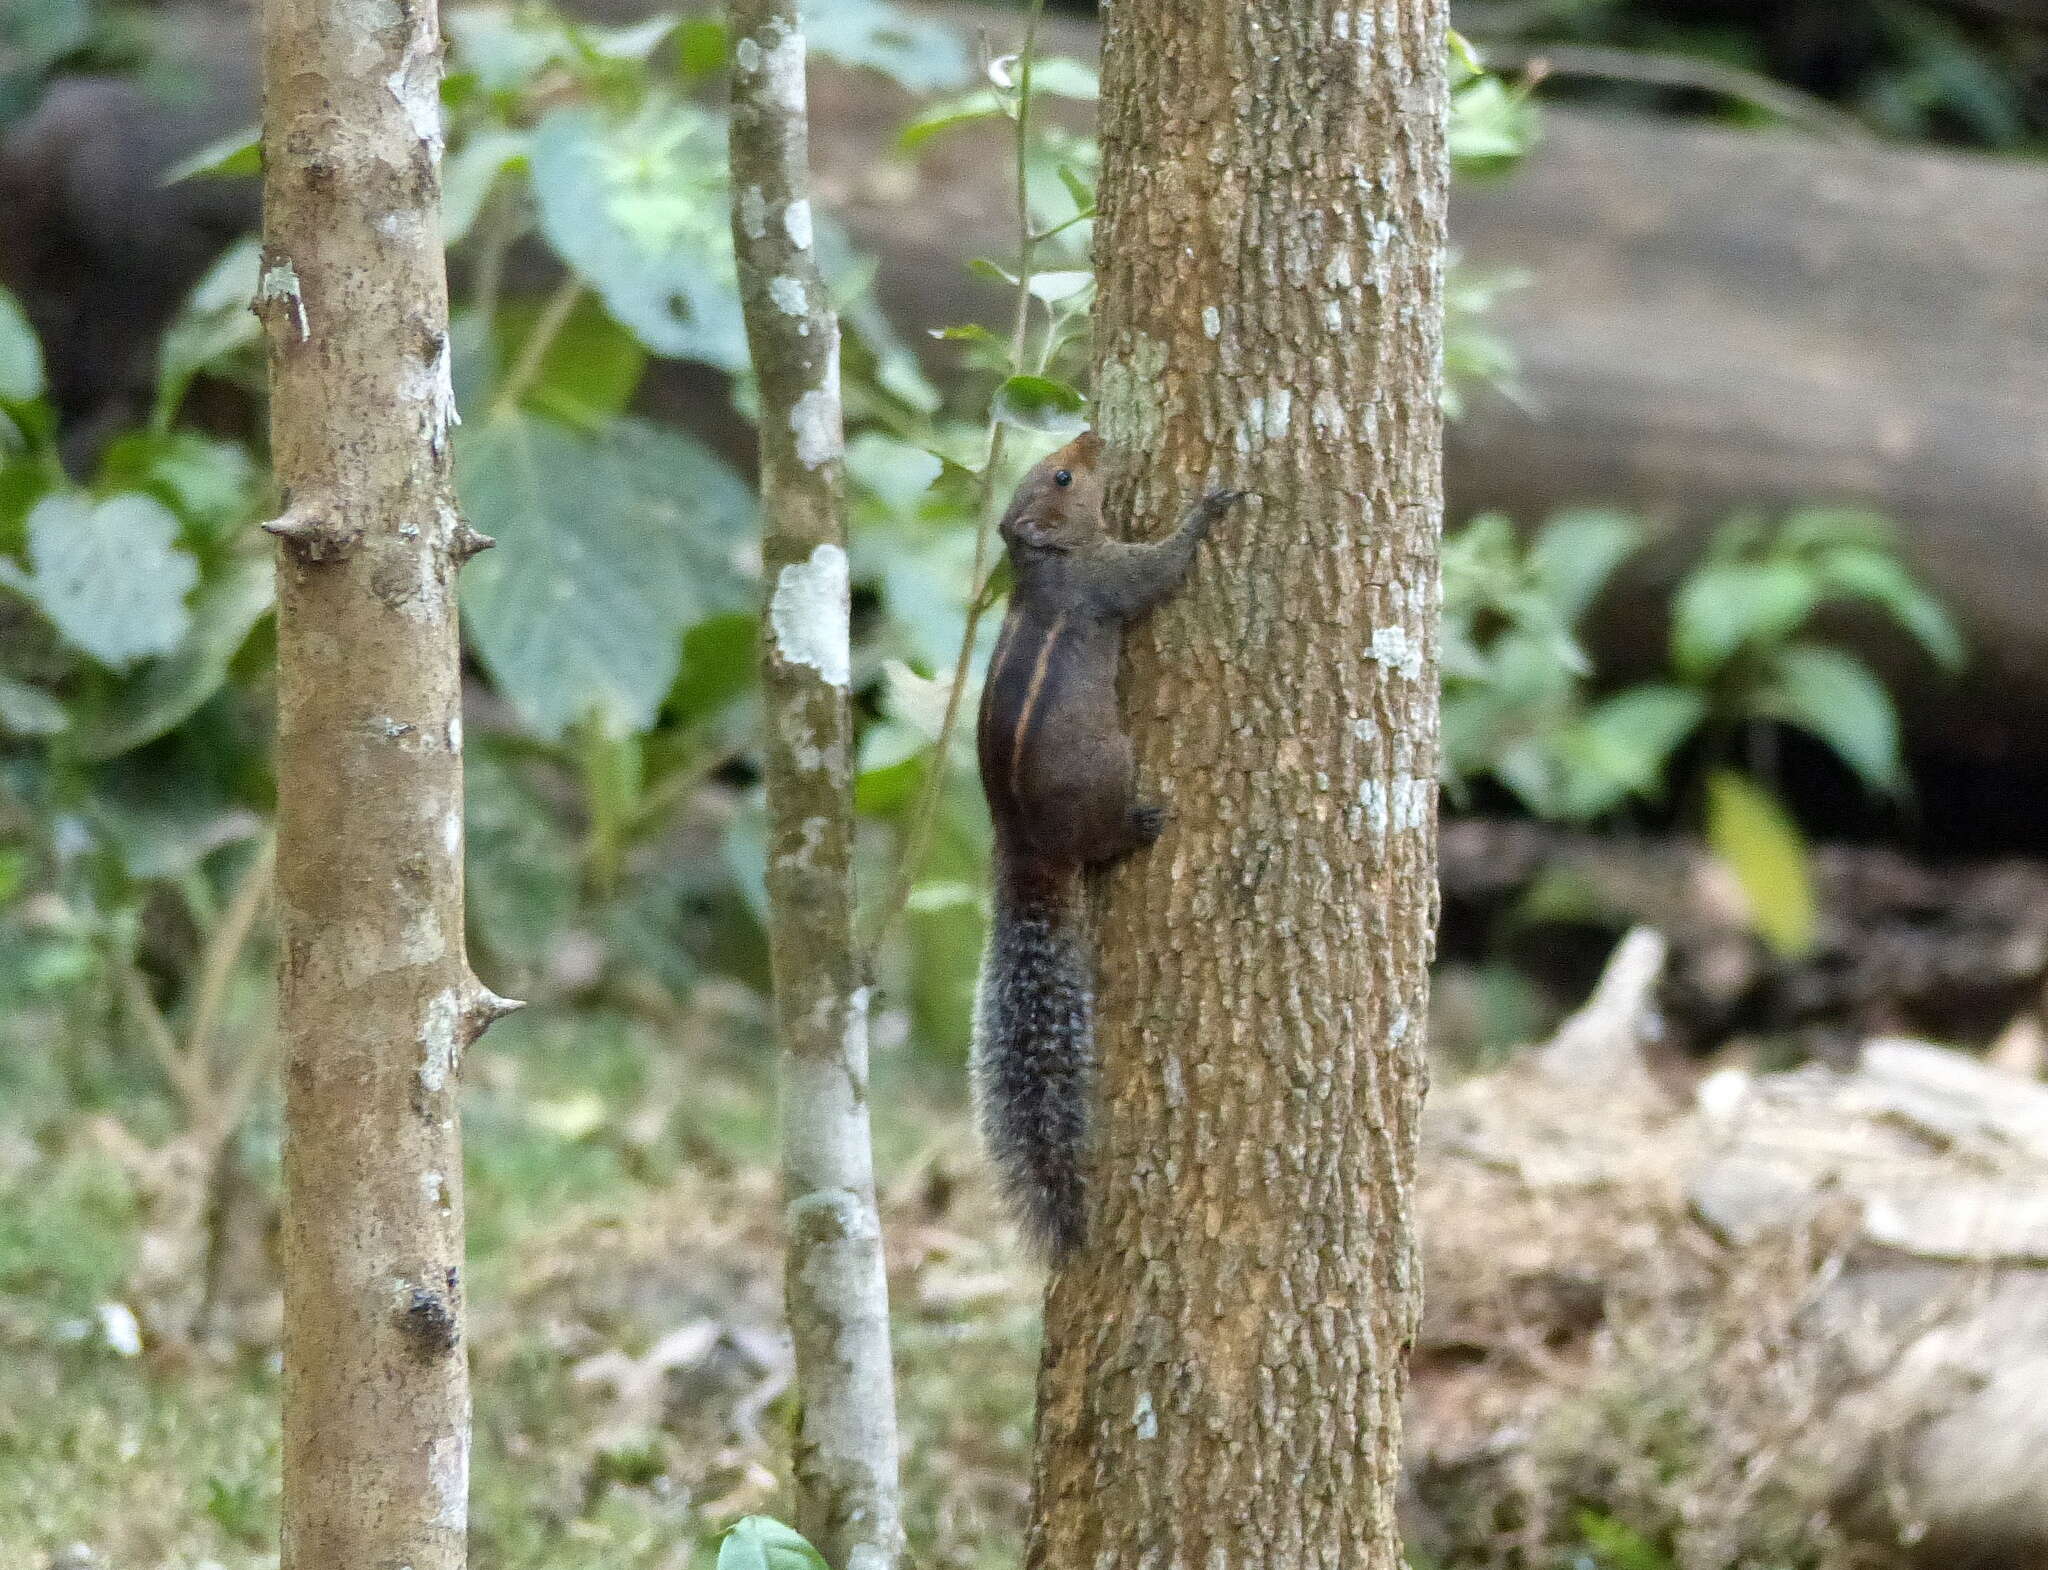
[259, 1, 514, 1565]
[1027, 3, 1448, 1568]
[728, 5, 903, 1566]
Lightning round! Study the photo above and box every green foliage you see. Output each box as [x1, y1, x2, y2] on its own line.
[718, 1516, 831, 1570]
[528, 102, 746, 370]
[1443, 501, 1959, 952]
[457, 414, 754, 739]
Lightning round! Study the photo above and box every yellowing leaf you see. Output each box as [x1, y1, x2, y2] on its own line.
[1704, 769, 1816, 959]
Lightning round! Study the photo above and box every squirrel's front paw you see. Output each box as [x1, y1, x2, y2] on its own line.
[1126, 803, 1169, 848]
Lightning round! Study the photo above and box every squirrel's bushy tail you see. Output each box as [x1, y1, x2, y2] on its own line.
[972, 849, 1092, 1259]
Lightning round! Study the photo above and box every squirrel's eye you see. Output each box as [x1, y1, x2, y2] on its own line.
[1053, 469, 1072, 487]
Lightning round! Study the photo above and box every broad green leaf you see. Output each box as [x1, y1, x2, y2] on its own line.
[0, 676, 67, 737]
[846, 432, 943, 514]
[155, 239, 263, 430]
[159, 127, 261, 185]
[457, 413, 755, 738]
[1553, 684, 1706, 818]
[95, 429, 259, 538]
[464, 743, 580, 966]
[809, 0, 971, 91]
[529, 104, 744, 369]
[1704, 769, 1816, 959]
[75, 555, 273, 760]
[992, 374, 1086, 435]
[493, 292, 646, 430]
[1669, 560, 1816, 678]
[1019, 57, 1100, 101]
[897, 90, 1005, 151]
[717, 1516, 831, 1570]
[1756, 643, 1904, 796]
[0, 286, 45, 403]
[86, 775, 264, 882]
[1813, 546, 1965, 672]
[1526, 506, 1643, 622]
[442, 128, 529, 245]
[1027, 269, 1094, 304]
[1449, 75, 1538, 171]
[667, 611, 758, 725]
[2, 493, 197, 669]
[445, 6, 567, 94]
[569, 13, 676, 61]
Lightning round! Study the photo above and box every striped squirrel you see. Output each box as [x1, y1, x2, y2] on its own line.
[973, 430, 1242, 1257]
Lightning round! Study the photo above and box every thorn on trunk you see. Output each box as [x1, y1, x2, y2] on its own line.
[451, 522, 496, 564]
[460, 983, 525, 1044]
[262, 500, 358, 562]
[398, 1269, 461, 1355]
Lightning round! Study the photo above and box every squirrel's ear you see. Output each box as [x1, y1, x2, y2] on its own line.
[1005, 511, 1058, 549]
[1069, 430, 1105, 463]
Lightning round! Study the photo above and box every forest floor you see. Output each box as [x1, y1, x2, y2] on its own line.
[0, 1001, 1041, 1570]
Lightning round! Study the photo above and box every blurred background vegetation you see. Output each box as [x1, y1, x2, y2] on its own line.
[0, 0, 2040, 1566]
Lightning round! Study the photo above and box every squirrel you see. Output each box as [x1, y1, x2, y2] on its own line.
[972, 430, 1242, 1259]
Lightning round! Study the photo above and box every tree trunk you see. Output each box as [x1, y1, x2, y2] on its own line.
[1027, 3, 1448, 1568]
[260, 0, 513, 1564]
[728, 4, 903, 1566]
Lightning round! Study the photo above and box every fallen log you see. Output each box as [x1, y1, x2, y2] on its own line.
[1411, 935, 2048, 1568]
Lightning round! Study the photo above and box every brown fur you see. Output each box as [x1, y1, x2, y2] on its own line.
[971, 432, 1241, 1256]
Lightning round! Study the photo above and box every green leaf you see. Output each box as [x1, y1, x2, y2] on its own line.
[1756, 643, 1904, 796]
[717, 1516, 831, 1570]
[992, 374, 1086, 435]
[0, 676, 68, 737]
[528, 104, 744, 369]
[967, 256, 1019, 287]
[464, 743, 580, 967]
[1551, 684, 1706, 819]
[1813, 546, 1965, 673]
[155, 239, 263, 430]
[0, 286, 45, 404]
[808, 0, 971, 91]
[929, 323, 995, 343]
[1018, 56, 1100, 101]
[445, 6, 567, 95]
[1026, 270, 1093, 304]
[1449, 74, 1539, 171]
[1669, 560, 1816, 678]
[846, 432, 942, 514]
[74, 555, 273, 760]
[493, 292, 646, 430]
[94, 429, 259, 538]
[1056, 163, 1095, 211]
[1704, 769, 1817, 959]
[159, 127, 261, 185]
[667, 612, 758, 725]
[442, 128, 529, 245]
[1526, 507, 1642, 622]
[1, 493, 198, 669]
[457, 414, 755, 738]
[897, 90, 1006, 151]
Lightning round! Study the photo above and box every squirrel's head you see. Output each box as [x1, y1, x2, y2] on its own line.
[998, 431, 1105, 554]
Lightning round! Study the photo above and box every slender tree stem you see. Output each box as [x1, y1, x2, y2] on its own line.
[729, 1, 903, 1562]
[260, 0, 517, 1558]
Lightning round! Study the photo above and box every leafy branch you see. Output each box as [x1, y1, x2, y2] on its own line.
[863, 0, 1057, 965]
